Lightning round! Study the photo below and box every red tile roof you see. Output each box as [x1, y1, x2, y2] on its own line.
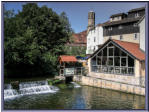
[59, 55, 77, 63]
[112, 39, 145, 60]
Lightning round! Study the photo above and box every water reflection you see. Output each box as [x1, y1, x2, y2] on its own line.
[4, 85, 145, 110]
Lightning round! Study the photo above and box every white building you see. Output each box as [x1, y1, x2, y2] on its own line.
[86, 11, 104, 55]
[138, 15, 145, 52]
[86, 25, 103, 54]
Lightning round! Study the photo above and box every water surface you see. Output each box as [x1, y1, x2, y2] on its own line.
[4, 84, 145, 110]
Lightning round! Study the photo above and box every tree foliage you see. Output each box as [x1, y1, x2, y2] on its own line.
[64, 46, 86, 57]
[4, 3, 73, 77]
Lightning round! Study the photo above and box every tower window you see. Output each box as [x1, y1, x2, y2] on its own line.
[94, 37, 96, 42]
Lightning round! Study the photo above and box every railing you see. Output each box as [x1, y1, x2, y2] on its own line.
[91, 65, 134, 75]
[60, 67, 87, 76]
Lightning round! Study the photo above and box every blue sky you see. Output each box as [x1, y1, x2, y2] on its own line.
[3, 2, 146, 33]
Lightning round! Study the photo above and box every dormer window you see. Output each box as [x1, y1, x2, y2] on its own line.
[133, 23, 138, 27]
[135, 13, 139, 18]
[118, 25, 123, 29]
[108, 27, 112, 31]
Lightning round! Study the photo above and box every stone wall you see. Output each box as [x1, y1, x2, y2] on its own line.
[88, 72, 145, 87]
[73, 75, 145, 96]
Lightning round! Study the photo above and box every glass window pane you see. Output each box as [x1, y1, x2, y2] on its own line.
[115, 57, 120, 66]
[128, 67, 134, 74]
[121, 67, 127, 74]
[115, 67, 120, 74]
[108, 66, 114, 74]
[108, 43, 113, 47]
[121, 58, 126, 66]
[102, 57, 107, 65]
[128, 56, 134, 67]
[103, 47, 107, 56]
[114, 47, 120, 56]
[109, 48, 114, 56]
[91, 56, 96, 65]
[108, 58, 113, 66]
[121, 51, 127, 56]
[98, 51, 102, 56]
[97, 57, 102, 65]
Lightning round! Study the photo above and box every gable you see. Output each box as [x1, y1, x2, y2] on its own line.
[90, 39, 145, 61]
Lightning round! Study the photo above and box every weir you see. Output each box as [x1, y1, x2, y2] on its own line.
[4, 84, 19, 99]
[4, 80, 59, 100]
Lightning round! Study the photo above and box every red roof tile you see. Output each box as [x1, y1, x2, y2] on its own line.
[59, 55, 77, 62]
[113, 39, 145, 60]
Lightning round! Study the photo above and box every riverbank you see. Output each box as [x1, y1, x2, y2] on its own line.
[73, 75, 145, 96]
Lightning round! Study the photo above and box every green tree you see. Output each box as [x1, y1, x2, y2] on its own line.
[4, 3, 73, 77]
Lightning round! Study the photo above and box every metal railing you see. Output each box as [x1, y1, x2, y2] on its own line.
[60, 67, 87, 76]
[91, 65, 134, 75]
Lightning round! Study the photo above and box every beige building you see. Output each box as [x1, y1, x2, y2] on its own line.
[84, 39, 145, 95]
[103, 7, 145, 44]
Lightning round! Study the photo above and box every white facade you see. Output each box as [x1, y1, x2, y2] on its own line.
[86, 26, 103, 54]
[139, 16, 145, 52]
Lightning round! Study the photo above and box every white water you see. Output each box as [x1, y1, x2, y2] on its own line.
[71, 82, 81, 88]
[4, 80, 59, 100]
[4, 89, 19, 100]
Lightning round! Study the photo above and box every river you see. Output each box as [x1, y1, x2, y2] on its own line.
[4, 77, 145, 110]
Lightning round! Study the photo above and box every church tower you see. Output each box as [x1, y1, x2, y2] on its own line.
[87, 11, 95, 34]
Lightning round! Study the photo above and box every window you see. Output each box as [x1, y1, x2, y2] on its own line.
[134, 33, 137, 40]
[117, 16, 120, 20]
[108, 27, 112, 31]
[121, 58, 127, 66]
[88, 38, 90, 44]
[135, 13, 139, 18]
[108, 58, 113, 66]
[93, 46, 96, 51]
[94, 37, 96, 42]
[118, 25, 123, 29]
[133, 23, 138, 27]
[109, 48, 114, 56]
[115, 57, 120, 66]
[120, 35, 123, 40]
[91, 42, 135, 75]
[97, 57, 102, 65]
[79, 37, 82, 41]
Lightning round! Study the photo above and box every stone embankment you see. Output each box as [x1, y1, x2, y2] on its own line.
[73, 75, 145, 96]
